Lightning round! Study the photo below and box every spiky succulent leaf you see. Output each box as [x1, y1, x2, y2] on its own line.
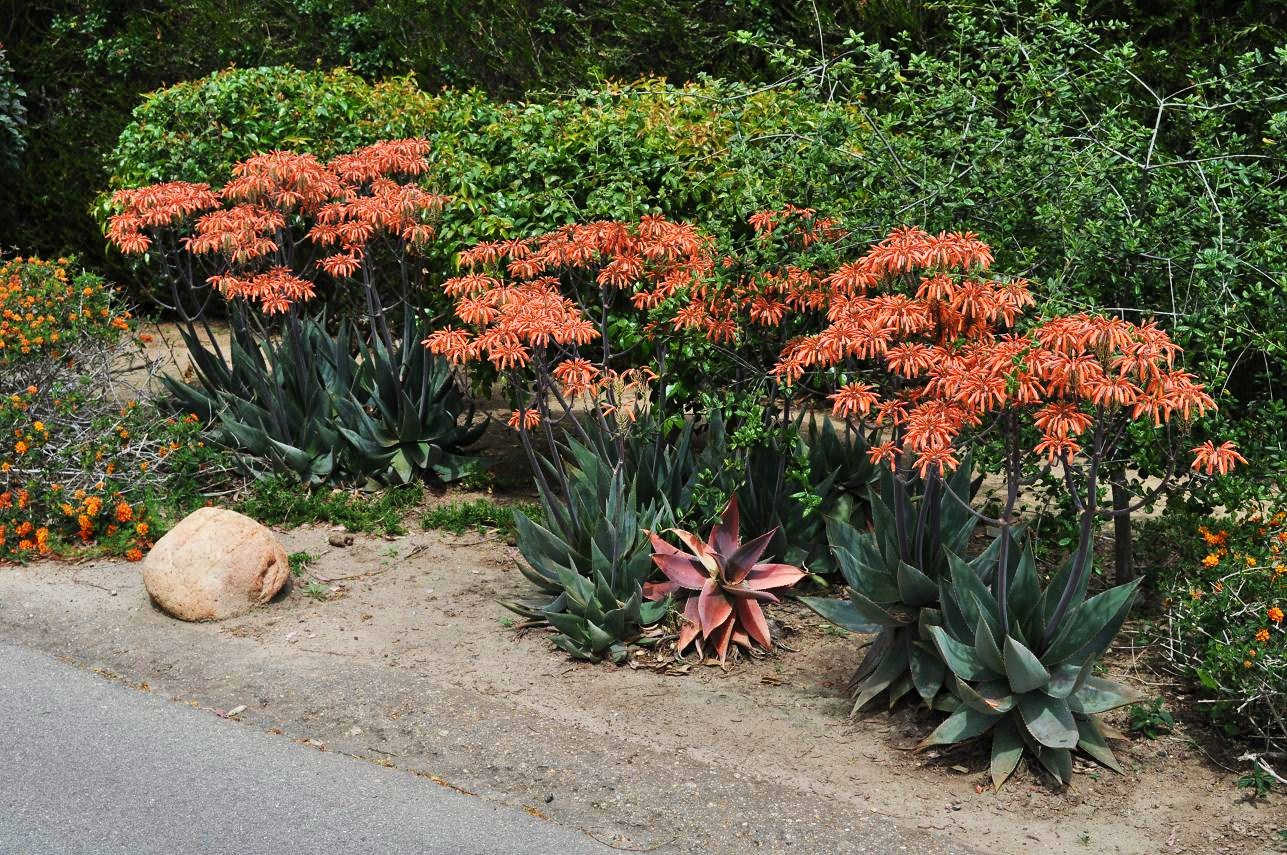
[1043, 577, 1142, 665]
[1017, 693, 1079, 749]
[1068, 675, 1143, 714]
[929, 625, 995, 681]
[1003, 636, 1051, 694]
[908, 643, 947, 702]
[800, 596, 882, 634]
[990, 714, 1025, 791]
[649, 496, 801, 660]
[1074, 715, 1124, 773]
[919, 705, 1000, 748]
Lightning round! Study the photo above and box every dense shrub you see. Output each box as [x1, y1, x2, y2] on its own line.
[99, 24, 1287, 507]
[105, 67, 437, 190]
[0, 257, 222, 562]
[105, 70, 865, 299]
[1157, 512, 1287, 749]
[0, 42, 24, 170]
[2, 0, 913, 265]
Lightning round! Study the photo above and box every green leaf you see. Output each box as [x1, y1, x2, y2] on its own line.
[928, 625, 994, 681]
[896, 560, 939, 607]
[953, 675, 1014, 716]
[847, 587, 918, 627]
[909, 643, 946, 703]
[919, 705, 999, 748]
[832, 541, 901, 603]
[1007, 544, 1041, 631]
[990, 714, 1025, 791]
[1034, 745, 1073, 785]
[1043, 664, 1082, 699]
[1003, 636, 1051, 694]
[945, 548, 1000, 637]
[1040, 547, 1092, 627]
[853, 632, 911, 711]
[801, 596, 882, 634]
[1044, 578, 1141, 665]
[973, 619, 1005, 674]
[1075, 715, 1124, 774]
[1068, 675, 1143, 714]
[1017, 693, 1078, 749]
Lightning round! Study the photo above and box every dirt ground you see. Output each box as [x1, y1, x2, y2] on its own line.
[2, 504, 1283, 855]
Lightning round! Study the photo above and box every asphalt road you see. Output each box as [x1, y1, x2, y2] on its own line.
[0, 641, 615, 855]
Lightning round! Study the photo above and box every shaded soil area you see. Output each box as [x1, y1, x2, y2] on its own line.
[2, 516, 1283, 855]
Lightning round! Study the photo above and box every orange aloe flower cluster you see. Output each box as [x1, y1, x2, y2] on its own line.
[106, 139, 448, 316]
[659, 206, 851, 343]
[741, 223, 1240, 480]
[426, 217, 711, 429]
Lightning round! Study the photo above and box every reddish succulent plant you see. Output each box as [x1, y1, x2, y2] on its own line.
[644, 497, 805, 662]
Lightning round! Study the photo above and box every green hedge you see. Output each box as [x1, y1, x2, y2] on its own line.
[106, 69, 866, 284]
[105, 67, 437, 188]
[1, 0, 919, 267]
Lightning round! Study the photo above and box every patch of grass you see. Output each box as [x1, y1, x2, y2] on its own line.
[303, 580, 331, 602]
[235, 478, 422, 535]
[457, 469, 497, 492]
[288, 551, 317, 576]
[421, 498, 540, 538]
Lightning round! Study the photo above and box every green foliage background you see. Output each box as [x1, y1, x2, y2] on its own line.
[0, 42, 24, 170]
[0, 0, 913, 262]
[6, 0, 1283, 263]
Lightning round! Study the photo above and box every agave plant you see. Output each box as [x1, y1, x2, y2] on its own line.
[165, 318, 356, 483]
[801, 459, 985, 711]
[645, 496, 805, 663]
[502, 438, 674, 663]
[165, 313, 485, 486]
[335, 312, 487, 484]
[805, 415, 877, 507]
[921, 535, 1143, 790]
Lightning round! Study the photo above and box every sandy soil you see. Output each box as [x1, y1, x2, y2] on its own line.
[2, 511, 1283, 855]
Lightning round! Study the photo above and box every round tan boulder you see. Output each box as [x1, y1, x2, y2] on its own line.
[142, 507, 289, 621]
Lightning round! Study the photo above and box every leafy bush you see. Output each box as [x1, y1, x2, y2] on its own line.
[7, 0, 902, 267]
[106, 67, 437, 191]
[765, 3, 1287, 499]
[0, 257, 223, 562]
[107, 71, 864, 307]
[1158, 512, 1287, 749]
[0, 43, 25, 170]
